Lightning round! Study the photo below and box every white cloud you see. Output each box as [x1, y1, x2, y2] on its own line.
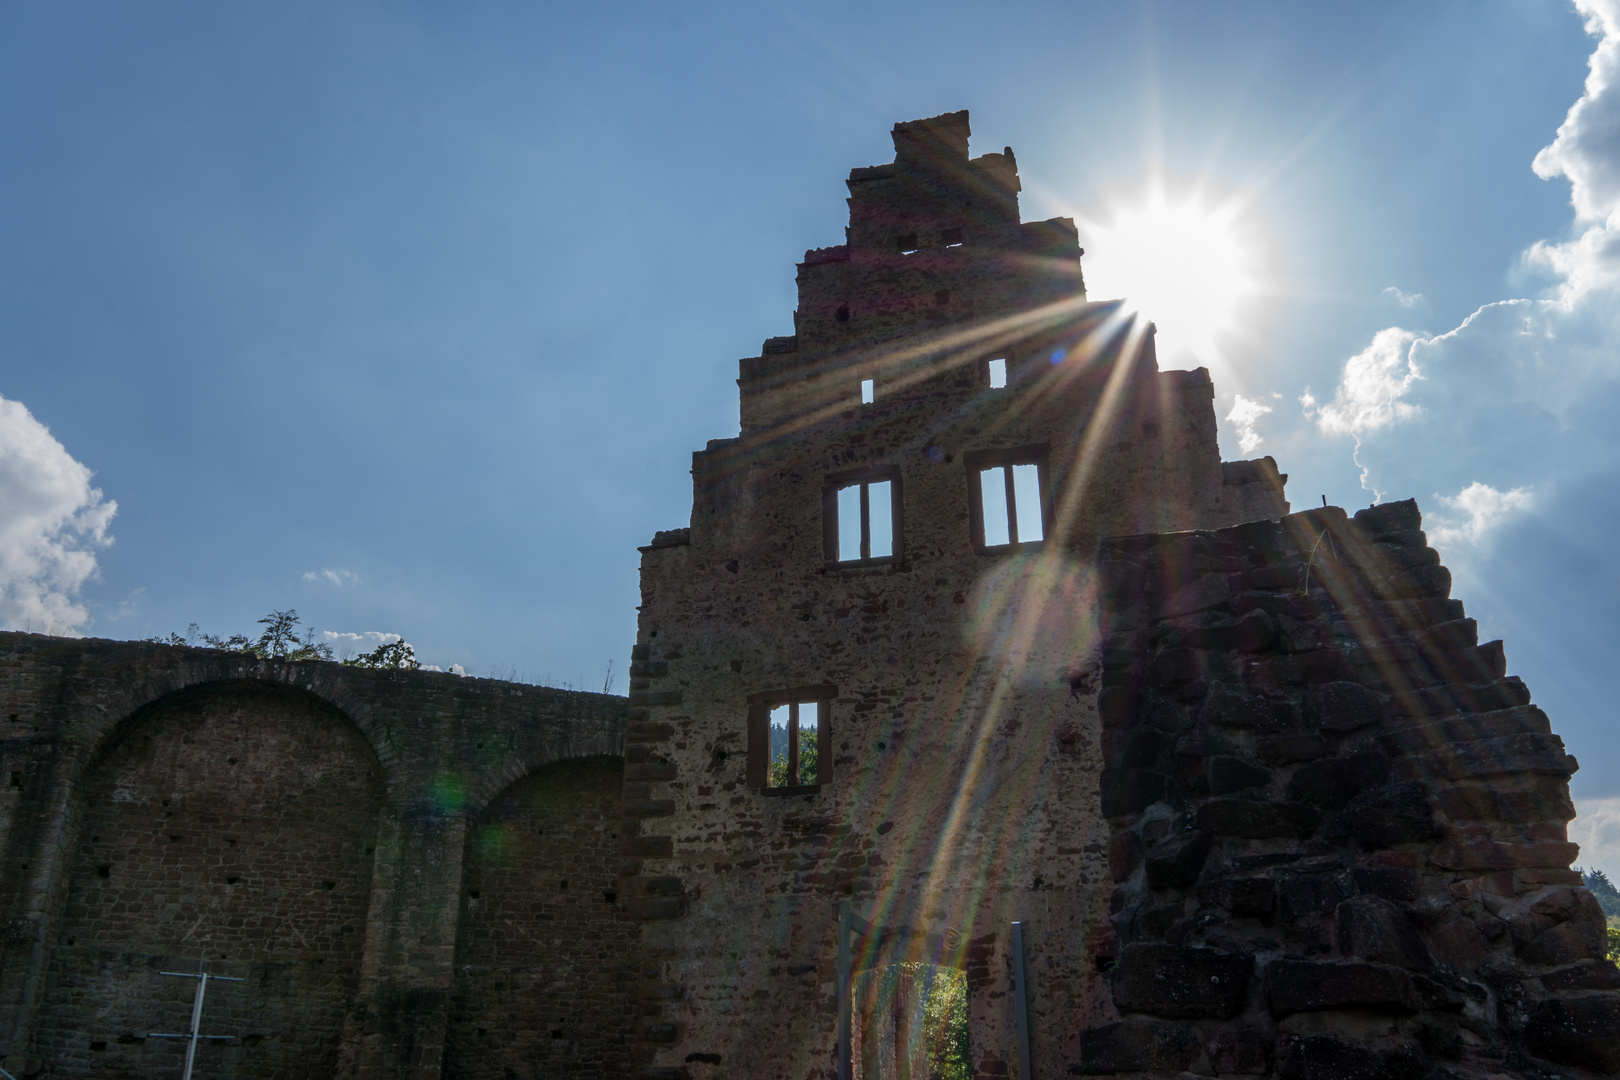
[419, 662, 467, 676]
[321, 630, 400, 657]
[1428, 481, 1535, 549]
[1572, 795, 1620, 882]
[1305, 327, 1424, 438]
[303, 568, 359, 587]
[1225, 393, 1274, 454]
[0, 395, 116, 635]
[1382, 286, 1425, 308]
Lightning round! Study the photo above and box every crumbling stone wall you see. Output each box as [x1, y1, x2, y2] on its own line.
[445, 757, 638, 1079]
[30, 681, 385, 1079]
[1087, 500, 1619, 1078]
[0, 632, 629, 1080]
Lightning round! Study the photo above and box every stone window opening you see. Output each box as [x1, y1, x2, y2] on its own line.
[965, 446, 1050, 553]
[987, 357, 1007, 389]
[896, 234, 919, 255]
[824, 466, 904, 567]
[747, 685, 835, 795]
[861, 378, 874, 405]
[941, 227, 963, 248]
[836, 304, 851, 323]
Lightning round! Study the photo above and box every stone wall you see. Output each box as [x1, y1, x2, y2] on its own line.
[1086, 500, 1619, 1078]
[446, 757, 638, 1079]
[0, 632, 630, 1080]
[623, 111, 1290, 1080]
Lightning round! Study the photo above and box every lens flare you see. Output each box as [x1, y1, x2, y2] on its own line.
[1080, 191, 1255, 366]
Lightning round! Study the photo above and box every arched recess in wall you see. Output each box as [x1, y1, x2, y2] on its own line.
[28, 678, 386, 1080]
[442, 755, 637, 1080]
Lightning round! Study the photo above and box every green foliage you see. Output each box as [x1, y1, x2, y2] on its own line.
[1581, 867, 1620, 919]
[344, 639, 419, 670]
[851, 963, 970, 1080]
[145, 610, 334, 662]
[1608, 918, 1620, 965]
[768, 729, 818, 787]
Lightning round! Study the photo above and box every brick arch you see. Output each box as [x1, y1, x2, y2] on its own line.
[443, 755, 637, 1080]
[29, 677, 388, 1079]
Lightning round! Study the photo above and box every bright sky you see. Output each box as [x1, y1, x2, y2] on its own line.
[4, 2, 1619, 871]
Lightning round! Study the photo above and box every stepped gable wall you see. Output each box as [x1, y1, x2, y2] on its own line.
[1087, 499, 1618, 1078]
[0, 632, 629, 1080]
[623, 111, 1290, 1080]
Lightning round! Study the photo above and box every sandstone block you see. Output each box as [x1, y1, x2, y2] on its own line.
[1306, 681, 1386, 733]
[1110, 943, 1251, 1019]
[1196, 798, 1320, 839]
[1524, 996, 1620, 1073]
[1078, 1019, 1201, 1074]
[1265, 960, 1416, 1016]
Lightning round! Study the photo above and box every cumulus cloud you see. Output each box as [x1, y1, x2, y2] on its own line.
[1382, 286, 1425, 308]
[0, 395, 116, 635]
[1305, 327, 1424, 438]
[303, 568, 359, 587]
[1225, 393, 1274, 454]
[1572, 795, 1620, 881]
[1427, 481, 1535, 549]
[1299, 1, 1620, 803]
[321, 630, 400, 656]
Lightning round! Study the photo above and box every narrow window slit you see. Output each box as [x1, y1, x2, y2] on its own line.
[988, 357, 1007, 389]
[861, 378, 874, 405]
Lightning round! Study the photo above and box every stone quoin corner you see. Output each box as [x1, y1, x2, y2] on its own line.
[2, 111, 1615, 1079]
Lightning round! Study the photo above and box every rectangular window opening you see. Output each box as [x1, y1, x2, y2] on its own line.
[861, 378, 874, 405]
[897, 234, 919, 255]
[751, 688, 835, 792]
[1012, 463, 1044, 542]
[966, 446, 1050, 553]
[837, 485, 863, 562]
[827, 467, 902, 566]
[980, 468, 1010, 548]
[988, 357, 1007, 389]
[941, 227, 964, 247]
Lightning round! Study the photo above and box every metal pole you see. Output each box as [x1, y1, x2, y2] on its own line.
[838, 900, 852, 1080]
[1011, 921, 1032, 1080]
[182, 973, 208, 1080]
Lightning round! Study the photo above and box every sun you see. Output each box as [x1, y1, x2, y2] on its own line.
[1079, 190, 1256, 366]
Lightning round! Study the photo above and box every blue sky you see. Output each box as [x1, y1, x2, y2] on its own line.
[4, 4, 1619, 867]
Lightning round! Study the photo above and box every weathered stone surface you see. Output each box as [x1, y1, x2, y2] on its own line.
[1111, 943, 1251, 1019]
[1265, 960, 1416, 1016]
[1143, 831, 1212, 889]
[1205, 1027, 1269, 1076]
[1196, 798, 1321, 839]
[1100, 767, 1174, 817]
[1335, 895, 1430, 971]
[1429, 838, 1579, 871]
[1208, 755, 1272, 795]
[1274, 1034, 1427, 1080]
[1200, 682, 1302, 732]
[1524, 996, 1620, 1073]
[1306, 681, 1386, 732]
[1328, 782, 1436, 847]
[1079, 1019, 1201, 1074]
[1287, 752, 1389, 810]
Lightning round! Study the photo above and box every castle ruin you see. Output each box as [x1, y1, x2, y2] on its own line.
[1, 111, 1616, 1079]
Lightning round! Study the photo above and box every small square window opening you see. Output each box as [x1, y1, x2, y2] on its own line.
[941, 227, 963, 247]
[897, 234, 919, 255]
[861, 378, 874, 404]
[988, 358, 1007, 388]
